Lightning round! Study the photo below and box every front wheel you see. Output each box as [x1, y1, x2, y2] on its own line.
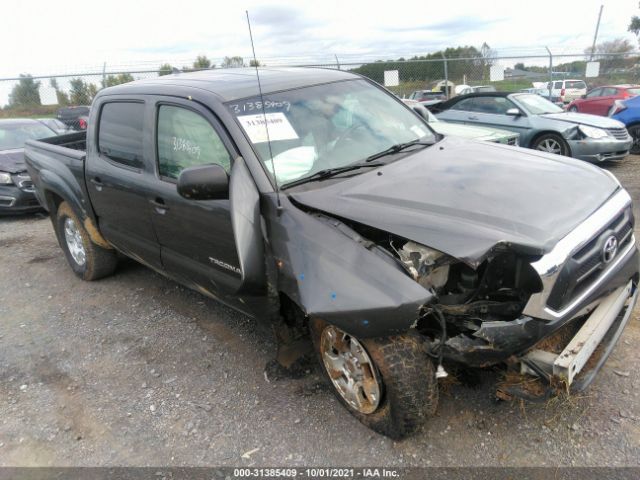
[532, 133, 570, 157]
[568, 105, 578, 112]
[54, 202, 118, 280]
[627, 124, 640, 155]
[311, 321, 438, 439]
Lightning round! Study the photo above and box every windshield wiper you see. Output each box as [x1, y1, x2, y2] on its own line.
[364, 139, 435, 163]
[281, 162, 384, 190]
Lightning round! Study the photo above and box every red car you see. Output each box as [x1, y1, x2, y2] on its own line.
[567, 84, 640, 116]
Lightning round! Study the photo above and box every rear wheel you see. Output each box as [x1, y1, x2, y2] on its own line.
[311, 320, 438, 439]
[532, 133, 570, 157]
[54, 202, 118, 280]
[627, 124, 640, 155]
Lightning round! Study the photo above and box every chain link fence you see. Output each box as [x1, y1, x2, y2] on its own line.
[2, 51, 640, 122]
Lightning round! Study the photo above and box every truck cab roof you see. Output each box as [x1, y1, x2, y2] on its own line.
[100, 67, 357, 102]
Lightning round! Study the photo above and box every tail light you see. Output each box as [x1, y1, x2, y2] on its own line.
[609, 100, 627, 117]
[78, 118, 87, 130]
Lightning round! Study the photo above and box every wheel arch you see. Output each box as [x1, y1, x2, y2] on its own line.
[529, 130, 572, 156]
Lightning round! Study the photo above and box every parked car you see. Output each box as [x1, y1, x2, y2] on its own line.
[408, 90, 446, 102]
[566, 85, 640, 116]
[402, 99, 519, 145]
[0, 119, 57, 214]
[56, 106, 90, 130]
[457, 85, 496, 96]
[544, 79, 587, 104]
[37, 118, 73, 135]
[609, 94, 640, 154]
[25, 68, 639, 439]
[432, 92, 632, 162]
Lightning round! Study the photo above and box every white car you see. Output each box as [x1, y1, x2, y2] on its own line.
[544, 79, 587, 104]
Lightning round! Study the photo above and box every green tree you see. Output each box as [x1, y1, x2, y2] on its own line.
[629, 15, 640, 41]
[514, 62, 526, 70]
[193, 55, 212, 70]
[69, 78, 94, 105]
[249, 59, 261, 67]
[158, 63, 173, 76]
[8, 74, 41, 107]
[49, 78, 69, 106]
[102, 73, 134, 88]
[222, 56, 244, 68]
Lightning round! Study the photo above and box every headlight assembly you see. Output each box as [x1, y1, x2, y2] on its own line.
[579, 125, 609, 139]
[0, 172, 13, 185]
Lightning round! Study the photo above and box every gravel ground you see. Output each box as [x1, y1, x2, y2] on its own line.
[0, 156, 639, 467]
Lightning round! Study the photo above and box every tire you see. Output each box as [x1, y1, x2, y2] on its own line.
[54, 202, 118, 280]
[568, 106, 578, 112]
[531, 133, 570, 157]
[627, 124, 640, 155]
[310, 320, 438, 439]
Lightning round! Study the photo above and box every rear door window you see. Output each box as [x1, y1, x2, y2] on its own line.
[554, 81, 563, 89]
[450, 97, 477, 112]
[601, 87, 618, 96]
[98, 102, 144, 169]
[586, 88, 602, 98]
[566, 81, 586, 89]
[156, 105, 232, 180]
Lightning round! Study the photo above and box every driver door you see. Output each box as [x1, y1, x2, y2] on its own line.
[146, 99, 242, 296]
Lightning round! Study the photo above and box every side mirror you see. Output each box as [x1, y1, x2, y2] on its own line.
[505, 108, 522, 117]
[411, 104, 430, 121]
[177, 164, 229, 200]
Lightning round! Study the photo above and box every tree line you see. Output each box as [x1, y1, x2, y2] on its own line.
[3, 54, 258, 109]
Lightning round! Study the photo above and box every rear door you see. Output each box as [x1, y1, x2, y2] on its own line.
[592, 87, 619, 116]
[580, 88, 602, 114]
[86, 100, 162, 269]
[146, 99, 242, 296]
[564, 80, 587, 102]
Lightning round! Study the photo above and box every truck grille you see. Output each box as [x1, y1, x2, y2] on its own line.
[546, 207, 634, 310]
[607, 127, 630, 140]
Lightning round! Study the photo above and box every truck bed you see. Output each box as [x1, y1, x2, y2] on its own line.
[24, 131, 91, 218]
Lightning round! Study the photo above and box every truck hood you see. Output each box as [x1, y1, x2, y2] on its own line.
[540, 112, 626, 129]
[0, 149, 26, 174]
[290, 137, 619, 266]
[430, 121, 515, 142]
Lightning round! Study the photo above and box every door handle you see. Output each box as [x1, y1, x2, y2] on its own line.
[150, 197, 170, 214]
[90, 177, 103, 191]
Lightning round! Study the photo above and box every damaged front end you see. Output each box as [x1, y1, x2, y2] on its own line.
[289, 188, 639, 394]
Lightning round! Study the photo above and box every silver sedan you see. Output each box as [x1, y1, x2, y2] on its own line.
[433, 92, 632, 162]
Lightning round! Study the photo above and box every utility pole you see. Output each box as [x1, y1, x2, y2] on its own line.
[589, 5, 604, 61]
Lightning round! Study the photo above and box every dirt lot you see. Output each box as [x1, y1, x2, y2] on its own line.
[0, 156, 639, 467]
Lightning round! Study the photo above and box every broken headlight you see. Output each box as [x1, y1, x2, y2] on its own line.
[396, 241, 452, 291]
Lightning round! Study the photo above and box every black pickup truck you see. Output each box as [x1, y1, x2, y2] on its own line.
[25, 68, 639, 439]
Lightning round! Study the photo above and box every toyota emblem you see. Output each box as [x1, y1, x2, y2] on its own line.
[602, 235, 618, 264]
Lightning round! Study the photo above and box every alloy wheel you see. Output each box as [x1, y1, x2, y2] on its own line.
[64, 217, 86, 266]
[320, 325, 381, 414]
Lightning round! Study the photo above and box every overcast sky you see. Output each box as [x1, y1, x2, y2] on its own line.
[0, 0, 638, 77]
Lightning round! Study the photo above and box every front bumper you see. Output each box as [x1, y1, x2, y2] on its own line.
[0, 184, 42, 215]
[568, 137, 632, 162]
[442, 189, 639, 368]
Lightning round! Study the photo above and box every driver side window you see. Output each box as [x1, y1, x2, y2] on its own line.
[157, 105, 232, 180]
[586, 88, 602, 98]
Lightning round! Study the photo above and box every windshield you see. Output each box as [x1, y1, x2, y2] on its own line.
[0, 122, 55, 150]
[514, 94, 564, 115]
[228, 79, 435, 187]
